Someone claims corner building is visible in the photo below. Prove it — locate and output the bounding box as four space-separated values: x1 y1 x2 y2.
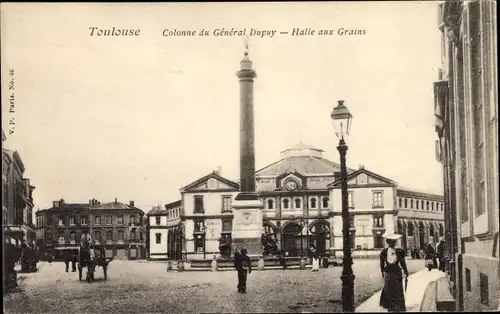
35 198 147 260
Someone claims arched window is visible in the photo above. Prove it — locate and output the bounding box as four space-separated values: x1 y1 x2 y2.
322 197 329 208
441 203 444 211
426 201 430 210
294 198 302 209
283 199 290 209
310 197 317 209
410 199 414 209
404 198 408 208
398 198 402 208
431 202 435 211
416 200 420 209
267 199 274 209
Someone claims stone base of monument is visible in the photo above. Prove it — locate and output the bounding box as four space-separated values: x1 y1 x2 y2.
180 256 318 271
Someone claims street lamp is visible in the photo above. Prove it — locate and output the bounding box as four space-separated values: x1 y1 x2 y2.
331 100 355 312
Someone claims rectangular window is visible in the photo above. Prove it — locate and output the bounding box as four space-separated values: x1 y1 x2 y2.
221 196 232 212
95 216 101 225
130 216 137 224
80 216 88 225
465 268 471 291
469 1 486 218
374 234 384 249
194 234 204 252
69 217 75 225
118 230 124 241
348 192 354 208
105 215 112 225
194 220 204 233
373 215 384 227
194 196 204 213
155 233 161 244
70 232 76 242
155 216 161 225
222 219 232 232
106 231 113 242
130 231 136 241
58 217 64 226
94 231 101 242
479 273 489 305
372 191 384 208
117 215 124 225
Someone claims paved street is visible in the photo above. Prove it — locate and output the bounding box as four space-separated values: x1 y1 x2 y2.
4 259 425 313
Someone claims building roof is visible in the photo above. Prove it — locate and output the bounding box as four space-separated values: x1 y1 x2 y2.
38 200 144 214
327 167 397 187
280 142 324 153
396 187 444 200
256 155 342 177
180 171 240 191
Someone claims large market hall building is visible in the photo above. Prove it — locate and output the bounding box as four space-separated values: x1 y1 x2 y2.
148 143 445 260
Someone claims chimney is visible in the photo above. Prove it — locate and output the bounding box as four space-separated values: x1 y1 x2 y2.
115 198 118 204
129 201 135 207
53 201 60 208
89 199 92 205
359 164 365 169
215 166 222 175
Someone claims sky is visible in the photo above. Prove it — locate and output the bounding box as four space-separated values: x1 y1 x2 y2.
1 2 444 214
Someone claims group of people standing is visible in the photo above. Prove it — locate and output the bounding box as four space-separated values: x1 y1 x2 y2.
379 234 447 312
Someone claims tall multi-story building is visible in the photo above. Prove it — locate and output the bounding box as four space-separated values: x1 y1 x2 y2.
149 144 445 261
434 0 498 311
35 198 147 260
2 139 36 246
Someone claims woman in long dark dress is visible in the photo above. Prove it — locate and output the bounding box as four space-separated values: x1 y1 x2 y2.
379 234 409 312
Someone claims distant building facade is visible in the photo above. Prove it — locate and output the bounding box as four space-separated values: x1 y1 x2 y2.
153 143 444 260
147 201 182 260
2 139 36 247
35 198 146 260
434 0 498 311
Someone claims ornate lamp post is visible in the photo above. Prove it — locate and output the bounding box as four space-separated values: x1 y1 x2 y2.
331 100 355 312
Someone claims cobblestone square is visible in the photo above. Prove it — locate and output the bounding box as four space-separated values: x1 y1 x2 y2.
4 259 425 313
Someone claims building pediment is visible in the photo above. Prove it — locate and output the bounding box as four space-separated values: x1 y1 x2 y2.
275 171 306 191
327 168 396 189
181 171 240 193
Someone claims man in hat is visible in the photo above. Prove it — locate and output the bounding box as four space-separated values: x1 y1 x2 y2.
234 247 252 293
379 234 409 312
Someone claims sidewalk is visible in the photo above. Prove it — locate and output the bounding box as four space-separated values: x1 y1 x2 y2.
355 268 446 312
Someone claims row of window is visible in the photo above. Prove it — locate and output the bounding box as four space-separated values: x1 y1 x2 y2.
265 196 329 210
37 214 141 228
398 197 444 212
154 208 181 225
193 196 233 214
48 230 142 242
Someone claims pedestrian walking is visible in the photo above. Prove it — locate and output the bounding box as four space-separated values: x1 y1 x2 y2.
379 234 409 312
47 252 53 266
234 248 252 293
424 241 437 270
64 249 72 272
437 238 446 271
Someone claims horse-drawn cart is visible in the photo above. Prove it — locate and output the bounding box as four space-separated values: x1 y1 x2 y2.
77 245 113 283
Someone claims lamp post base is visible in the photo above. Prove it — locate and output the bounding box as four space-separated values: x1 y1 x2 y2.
341 273 356 312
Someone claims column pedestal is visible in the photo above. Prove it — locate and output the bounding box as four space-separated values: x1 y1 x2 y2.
231 193 264 257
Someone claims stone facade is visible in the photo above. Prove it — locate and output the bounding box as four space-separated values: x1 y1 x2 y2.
434 0 499 311
35 198 147 260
